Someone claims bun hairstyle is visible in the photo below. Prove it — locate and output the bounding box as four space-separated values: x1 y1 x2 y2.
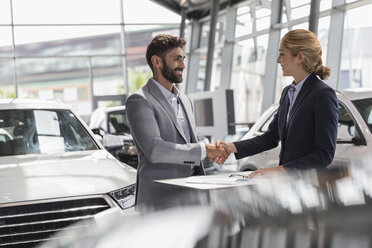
281 29 331 80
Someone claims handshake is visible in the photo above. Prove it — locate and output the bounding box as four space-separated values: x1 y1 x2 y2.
205 141 237 165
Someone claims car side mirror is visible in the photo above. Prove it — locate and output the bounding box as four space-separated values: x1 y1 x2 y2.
92 128 104 136
351 136 365 146
103 134 124 148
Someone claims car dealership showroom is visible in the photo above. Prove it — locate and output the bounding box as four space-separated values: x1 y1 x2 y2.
1 0 372 247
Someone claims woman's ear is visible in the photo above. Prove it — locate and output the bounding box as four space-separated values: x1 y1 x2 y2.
297 51 304 64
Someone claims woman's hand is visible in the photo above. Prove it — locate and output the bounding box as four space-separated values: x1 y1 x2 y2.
247 165 284 178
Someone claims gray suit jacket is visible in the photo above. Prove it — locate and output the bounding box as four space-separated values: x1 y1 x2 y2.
126 79 205 210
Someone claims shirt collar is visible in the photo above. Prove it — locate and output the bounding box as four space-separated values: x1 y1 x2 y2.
291 73 311 92
151 78 180 103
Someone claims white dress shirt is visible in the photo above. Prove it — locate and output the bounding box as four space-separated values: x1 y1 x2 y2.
152 78 206 159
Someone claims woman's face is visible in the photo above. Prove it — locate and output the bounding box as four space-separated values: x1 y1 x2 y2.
276 42 297 77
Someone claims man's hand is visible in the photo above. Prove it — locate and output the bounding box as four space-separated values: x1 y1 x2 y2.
206 141 230 165
211 141 237 164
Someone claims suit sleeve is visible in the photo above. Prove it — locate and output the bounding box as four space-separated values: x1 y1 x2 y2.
283 87 338 169
126 94 202 166
233 111 280 159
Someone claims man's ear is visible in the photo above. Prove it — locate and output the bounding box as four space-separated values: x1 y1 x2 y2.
151 55 162 69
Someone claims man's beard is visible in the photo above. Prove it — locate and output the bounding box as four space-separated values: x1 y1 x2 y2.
161 59 183 83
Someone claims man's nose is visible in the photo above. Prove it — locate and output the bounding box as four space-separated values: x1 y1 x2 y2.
180 60 186 69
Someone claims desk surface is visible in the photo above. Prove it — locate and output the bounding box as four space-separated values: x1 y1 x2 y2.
156 171 260 190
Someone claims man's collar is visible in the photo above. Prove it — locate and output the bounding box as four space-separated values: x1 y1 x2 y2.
151 78 179 102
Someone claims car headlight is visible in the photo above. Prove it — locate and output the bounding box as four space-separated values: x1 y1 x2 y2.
122 140 137 155
109 184 136 209
122 145 137 156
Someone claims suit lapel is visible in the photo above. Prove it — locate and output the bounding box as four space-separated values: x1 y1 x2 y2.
146 80 188 143
179 94 198 143
280 91 290 138
286 73 314 128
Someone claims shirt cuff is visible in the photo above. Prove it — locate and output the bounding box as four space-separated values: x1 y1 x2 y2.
200 143 206 160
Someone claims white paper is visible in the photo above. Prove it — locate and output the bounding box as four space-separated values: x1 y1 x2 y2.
185 175 250 185
34 110 61 136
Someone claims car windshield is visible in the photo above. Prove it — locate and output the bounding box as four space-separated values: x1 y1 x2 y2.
0 109 98 156
108 111 130 135
352 98 372 133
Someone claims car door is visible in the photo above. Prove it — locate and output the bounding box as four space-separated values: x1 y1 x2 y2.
330 100 368 168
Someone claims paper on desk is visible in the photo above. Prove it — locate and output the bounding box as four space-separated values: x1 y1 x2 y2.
185 175 250 185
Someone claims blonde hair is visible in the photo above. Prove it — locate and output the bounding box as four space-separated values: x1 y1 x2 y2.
282 29 330 80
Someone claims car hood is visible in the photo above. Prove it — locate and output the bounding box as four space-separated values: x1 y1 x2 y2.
0 150 137 205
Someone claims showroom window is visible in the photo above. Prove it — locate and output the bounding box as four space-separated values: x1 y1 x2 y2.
231 35 268 123
196 18 226 92
235 5 253 38
255 6 271 31
0 0 183 120
340 4 372 89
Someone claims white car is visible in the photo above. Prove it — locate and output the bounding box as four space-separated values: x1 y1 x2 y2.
237 88 372 171
0 99 136 247
88 106 138 168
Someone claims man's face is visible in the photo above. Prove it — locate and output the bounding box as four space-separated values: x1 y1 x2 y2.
160 47 186 83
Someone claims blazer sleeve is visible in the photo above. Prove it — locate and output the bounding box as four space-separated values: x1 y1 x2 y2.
283 87 338 169
233 87 290 160
126 93 202 166
233 111 280 159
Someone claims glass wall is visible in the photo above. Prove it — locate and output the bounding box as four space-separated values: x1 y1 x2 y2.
0 0 182 120
235 6 252 38
2 0 372 124
340 4 372 89
231 3 271 123
231 35 268 123
0 59 14 98
0 1 11 24
196 17 226 92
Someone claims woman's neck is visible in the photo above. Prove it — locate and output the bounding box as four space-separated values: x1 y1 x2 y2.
293 71 310 85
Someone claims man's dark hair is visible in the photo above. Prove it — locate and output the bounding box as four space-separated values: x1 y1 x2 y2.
146 34 186 73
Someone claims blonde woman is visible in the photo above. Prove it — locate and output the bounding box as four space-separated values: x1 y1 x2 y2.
223 29 338 177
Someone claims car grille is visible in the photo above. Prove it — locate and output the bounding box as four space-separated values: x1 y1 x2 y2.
0 196 112 248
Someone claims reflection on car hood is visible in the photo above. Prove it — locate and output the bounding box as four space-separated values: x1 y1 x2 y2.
0 150 136 204
39 165 372 248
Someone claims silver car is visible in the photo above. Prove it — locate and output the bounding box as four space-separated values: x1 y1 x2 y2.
0 99 136 247
237 88 372 171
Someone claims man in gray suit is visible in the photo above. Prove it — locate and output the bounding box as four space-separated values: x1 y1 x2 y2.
126 34 229 211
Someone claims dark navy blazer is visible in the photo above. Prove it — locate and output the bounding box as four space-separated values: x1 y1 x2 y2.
234 73 338 169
